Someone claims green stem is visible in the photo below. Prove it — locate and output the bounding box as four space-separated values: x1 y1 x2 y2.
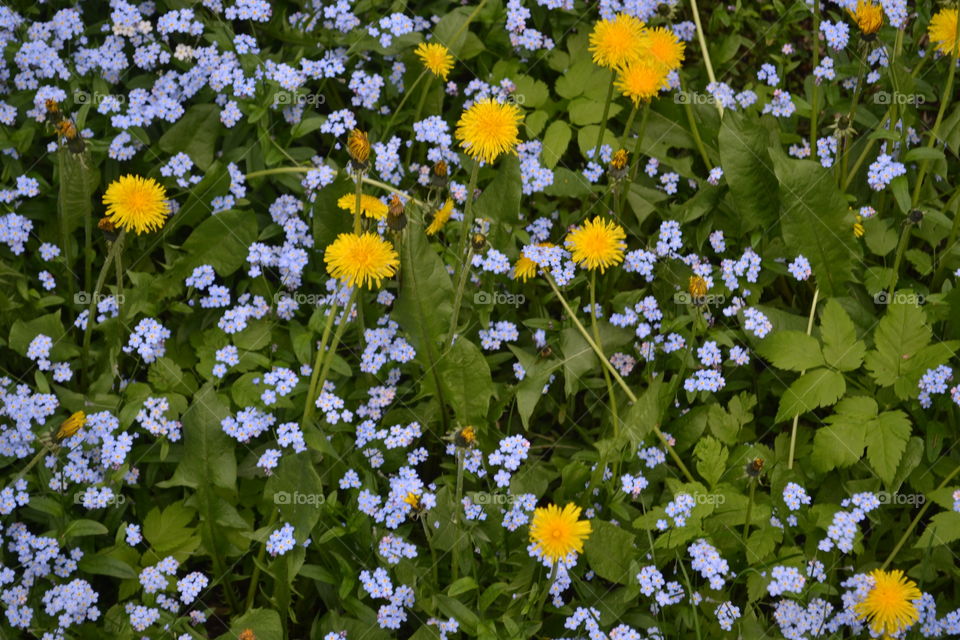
910 47 959 207
627 103 651 184
244 168 426 207
618 102 638 150
246 509 280 610
352 171 363 234
682 84 711 169
840 44 870 187
810 0 821 158
420 516 439 584
882 463 960 570
313 288 359 402
405 75 434 168
887 222 913 298
451 448 465 582
787 286 819 470
383 69 429 139
589 272 619 443
301 296 341 430
446 162 481 345
689 0 721 116
593 69 617 159
931 189 960 290
742 478 756 545
545 274 695 483
81 230 126 384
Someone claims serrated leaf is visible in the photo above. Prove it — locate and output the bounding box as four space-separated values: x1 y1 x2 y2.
820 299 865 371
694 436 728 488
775 368 846 422
864 299 931 388
865 410 911 485
914 512 960 549
757 331 824 371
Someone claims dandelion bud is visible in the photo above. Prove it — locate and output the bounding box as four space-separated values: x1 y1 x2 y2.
347 129 370 168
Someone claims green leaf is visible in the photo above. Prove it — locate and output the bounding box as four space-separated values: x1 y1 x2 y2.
142 502 200 557
541 121 571 169
447 576 479 596
161 384 236 491
474 154 521 222
820 299 865 371
774 155 858 297
437 337 492 426
436 595 480 634
865 410 911 485
864 298 931 387
78 553 138 580
694 436 728 488
63 519 109 538
914 512 960 549
623 378 667 449
221 608 283 640
266 451 325 536
757 331 824 371
568 97 621 126
583 520 634 584
718 111 780 230
57 148 96 235
775 368 846 422
811 397 876 473
158 104 220 170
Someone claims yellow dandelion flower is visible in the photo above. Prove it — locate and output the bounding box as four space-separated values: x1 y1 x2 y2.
529 503 592 562
615 61 670 104
854 215 865 238
426 199 455 235
855 569 922 638
640 27 685 72
337 193 389 220
689 275 708 298
324 232 399 289
403 492 422 510
929 8 960 58
850 0 883 35
610 149 629 170
565 217 627 272
347 129 370 165
415 42 454 80
57 411 86 440
455 98 523 165
102 175 170 235
589 14 647 70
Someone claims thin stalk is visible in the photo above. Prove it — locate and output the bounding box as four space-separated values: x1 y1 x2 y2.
593 70 617 159
627 103 651 184
451 448 465 582
446 162 481 345
530 560 559 621
244 167 426 207
405 75 434 168
545 274 695 483
81 230 126 384
911 48 959 207
742 478 757 545
383 69 429 138
931 189 960 289
301 296 342 429
420 516 439 584
683 88 712 168
787 287 820 469
589 271 619 442
882 463 960 570
886 222 913 298
810 0 822 158
839 43 869 187
313 288 359 401
618 102 638 150
245 509 280 610
352 171 363 234
690 0 721 115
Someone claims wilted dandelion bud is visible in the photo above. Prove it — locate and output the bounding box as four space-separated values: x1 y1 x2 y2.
387 194 407 232
745 457 764 477
471 232 487 252
909 208 924 223
431 160 449 188
610 148 629 179
689 275 708 300
455 425 477 448
347 128 370 169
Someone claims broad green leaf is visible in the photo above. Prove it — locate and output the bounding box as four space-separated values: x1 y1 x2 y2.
718 111 779 230
865 410 911 485
914 512 960 549
820 299 865 371
57 148 96 235
78 553 138 580
158 104 219 170
694 436 728 488
474 154 521 222
437 337 492 427
161 384 236 491
265 451 324 537
568 97 622 126
142 502 200 557
757 331 824 371
623 378 666 449
541 120 571 169
775 368 846 422
508 345 560 429
221 608 283 640
811 397 876 472
583 520 634 583
864 298 931 388
63 519 109 538
774 155 858 297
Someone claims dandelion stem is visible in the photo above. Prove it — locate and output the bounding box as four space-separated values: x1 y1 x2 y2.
593 69 617 159
910 39 959 207
451 447 465 582
312 288 359 411
690 0 721 116
742 478 756 545
787 286 820 470
302 296 342 430
446 162 481 345
383 69 429 139
352 171 363 234
81 230 126 386
545 274 695 483
589 271 620 444
810 0 822 158
886 221 914 298
931 189 960 289
627 103 651 184
882 463 960 570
